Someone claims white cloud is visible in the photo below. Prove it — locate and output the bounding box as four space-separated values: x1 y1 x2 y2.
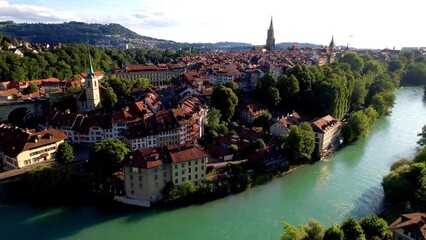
0 0 81 22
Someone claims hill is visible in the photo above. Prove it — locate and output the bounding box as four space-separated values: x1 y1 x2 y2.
0 21 180 49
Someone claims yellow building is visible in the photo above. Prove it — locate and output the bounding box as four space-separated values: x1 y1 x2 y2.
311 115 342 154
112 63 185 89
0 124 67 170
121 144 208 207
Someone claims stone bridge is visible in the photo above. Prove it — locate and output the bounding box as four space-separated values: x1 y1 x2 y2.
0 98 50 125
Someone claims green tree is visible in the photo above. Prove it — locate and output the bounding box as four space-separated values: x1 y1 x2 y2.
284 123 315 164
23 82 39 95
339 53 364 73
23 166 61 203
277 74 300 108
133 78 152 88
359 216 389 240
417 125 426 146
302 220 325 240
102 86 118 112
56 142 74 164
363 60 384 75
253 111 272 130
224 81 239 92
371 91 395 116
340 217 366 240
342 111 371 143
205 108 221 131
280 222 306 240
265 86 281 108
323 225 344 240
211 85 238 122
390 158 412 171
228 144 239 154
254 139 266 149
388 60 404 72
89 139 129 179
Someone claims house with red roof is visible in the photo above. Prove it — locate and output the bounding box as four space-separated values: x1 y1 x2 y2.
0 124 67 169
389 213 426 240
119 143 209 207
311 115 343 154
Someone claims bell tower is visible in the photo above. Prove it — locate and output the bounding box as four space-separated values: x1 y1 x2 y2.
84 54 101 111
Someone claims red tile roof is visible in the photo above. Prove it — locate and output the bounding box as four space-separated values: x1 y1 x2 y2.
389 213 426 239
123 148 165 169
311 115 341 133
167 144 209 164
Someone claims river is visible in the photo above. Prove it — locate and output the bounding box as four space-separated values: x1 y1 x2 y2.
0 87 425 240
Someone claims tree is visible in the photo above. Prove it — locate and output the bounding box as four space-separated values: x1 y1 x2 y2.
23 166 62 203
339 53 364 73
363 60 384 75
265 86 281 108
371 91 395 116
23 82 39 95
253 111 272 130
254 139 266 149
211 85 238 122
277 74 300 108
89 139 129 179
359 216 389 240
323 225 344 240
228 144 239 154
205 108 221 131
133 78 152 88
280 222 306 240
56 142 74 164
340 217 366 240
302 220 325 240
224 81 239 92
102 86 118 112
388 60 404 72
417 125 426 146
342 111 371 143
284 123 315 164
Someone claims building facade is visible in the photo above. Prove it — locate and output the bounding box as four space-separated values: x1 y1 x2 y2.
311 115 343 154
0 124 67 169
112 63 186 89
121 144 208 206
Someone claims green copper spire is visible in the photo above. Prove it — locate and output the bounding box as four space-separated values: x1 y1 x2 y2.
88 54 95 75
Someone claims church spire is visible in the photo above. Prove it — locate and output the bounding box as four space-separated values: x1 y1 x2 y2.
329 36 336 49
88 54 95 76
266 16 275 51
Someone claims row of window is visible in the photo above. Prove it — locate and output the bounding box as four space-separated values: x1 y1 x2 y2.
29 145 56 156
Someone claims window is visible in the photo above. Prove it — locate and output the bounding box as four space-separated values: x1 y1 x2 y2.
175 171 178 176
175 179 178 184
154 174 158 180
195 167 198 171
139 183 142 189
129 175 133 181
188 168 191 173
188 161 191 166
181 170 185 175
201 159 205 163
163 172 167 177
188 175 191 180
201 166 204 170
132 167 139 173
195 174 198 179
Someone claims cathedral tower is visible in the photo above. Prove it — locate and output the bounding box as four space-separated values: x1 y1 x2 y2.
265 17 275 51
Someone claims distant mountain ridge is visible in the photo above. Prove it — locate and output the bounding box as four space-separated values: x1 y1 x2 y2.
0 21 323 50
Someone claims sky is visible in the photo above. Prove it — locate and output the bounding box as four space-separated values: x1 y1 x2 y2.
0 0 425 49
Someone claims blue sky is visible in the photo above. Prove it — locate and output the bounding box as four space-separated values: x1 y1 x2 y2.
1 0 425 49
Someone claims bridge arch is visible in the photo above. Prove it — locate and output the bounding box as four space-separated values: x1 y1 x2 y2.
8 107 36 128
